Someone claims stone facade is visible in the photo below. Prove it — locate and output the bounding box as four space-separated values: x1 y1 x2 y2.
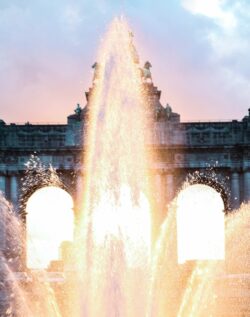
0 82 250 316
0 83 250 216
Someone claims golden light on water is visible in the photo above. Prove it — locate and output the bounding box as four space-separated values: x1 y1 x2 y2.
2 16 250 317
177 184 225 264
81 17 152 262
24 18 229 317
26 186 74 269
91 185 151 267
77 17 152 316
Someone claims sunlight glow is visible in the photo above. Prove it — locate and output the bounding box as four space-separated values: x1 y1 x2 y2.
91 185 151 267
77 18 152 316
81 18 152 270
26 186 74 269
177 184 225 264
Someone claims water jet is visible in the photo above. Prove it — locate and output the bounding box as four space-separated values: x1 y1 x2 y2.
0 17 249 317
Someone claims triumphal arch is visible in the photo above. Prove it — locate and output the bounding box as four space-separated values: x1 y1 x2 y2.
0 74 250 220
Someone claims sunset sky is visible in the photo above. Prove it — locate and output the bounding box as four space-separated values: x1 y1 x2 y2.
0 0 250 123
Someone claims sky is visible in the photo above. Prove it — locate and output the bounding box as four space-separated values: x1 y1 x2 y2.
0 0 250 123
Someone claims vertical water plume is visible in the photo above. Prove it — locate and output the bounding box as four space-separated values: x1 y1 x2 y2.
0 192 62 317
77 17 152 317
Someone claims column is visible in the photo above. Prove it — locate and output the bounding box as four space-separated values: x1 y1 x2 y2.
153 172 164 232
231 172 240 210
166 173 174 204
0 208 6 250
75 173 84 212
10 175 23 270
243 171 250 202
10 175 19 209
0 175 6 196
155 173 162 205
0 176 6 250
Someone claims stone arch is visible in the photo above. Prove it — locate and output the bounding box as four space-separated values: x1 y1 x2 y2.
176 183 225 263
26 186 74 269
19 171 75 221
18 168 76 269
186 173 230 212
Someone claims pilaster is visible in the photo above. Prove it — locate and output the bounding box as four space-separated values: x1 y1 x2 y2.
10 175 19 210
0 175 6 197
243 170 250 202
230 172 240 210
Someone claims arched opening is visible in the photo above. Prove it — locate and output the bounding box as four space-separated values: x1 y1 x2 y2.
26 186 74 269
188 174 229 211
177 184 225 264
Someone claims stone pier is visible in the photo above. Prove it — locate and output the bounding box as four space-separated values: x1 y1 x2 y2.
231 172 240 209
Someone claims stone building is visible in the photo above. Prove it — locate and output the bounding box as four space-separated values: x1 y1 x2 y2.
0 81 249 216
0 76 250 316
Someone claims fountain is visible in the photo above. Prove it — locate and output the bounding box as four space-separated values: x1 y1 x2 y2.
0 16 249 317
75 17 154 317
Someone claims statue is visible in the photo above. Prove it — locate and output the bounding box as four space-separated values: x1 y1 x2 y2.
74 103 82 116
140 61 152 83
129 31 140 64
92 62 101 84
166 104 172 118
